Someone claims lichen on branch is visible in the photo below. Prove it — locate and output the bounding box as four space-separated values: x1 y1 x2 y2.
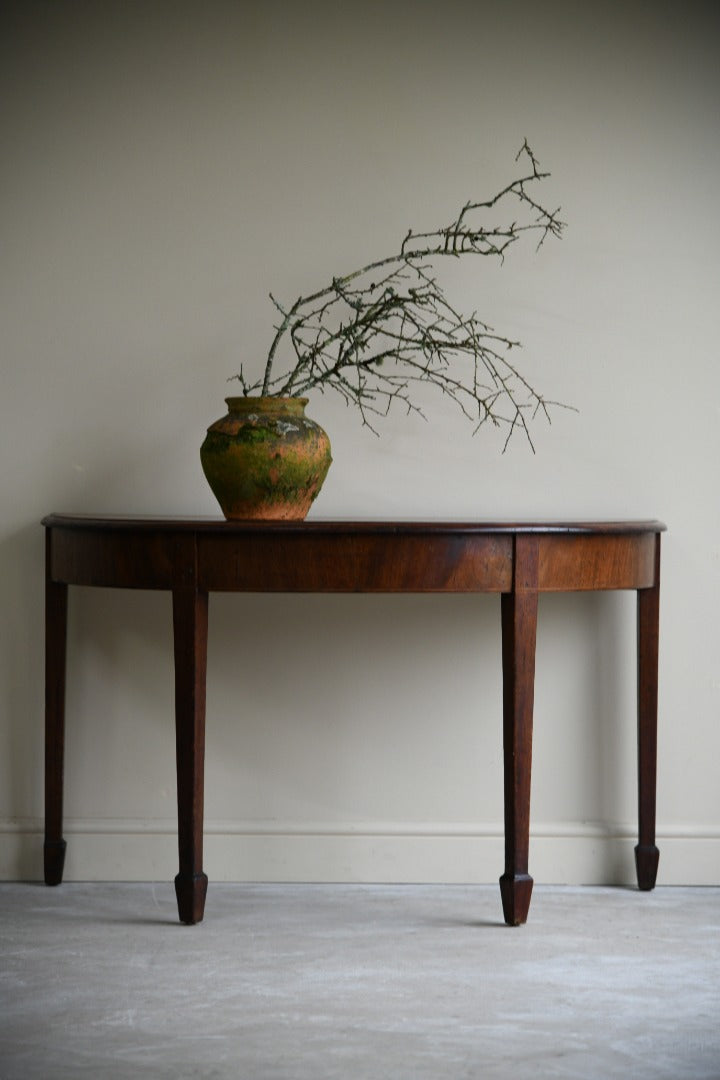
232 141 570 451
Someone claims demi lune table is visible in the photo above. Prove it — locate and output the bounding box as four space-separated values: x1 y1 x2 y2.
42 515 665 926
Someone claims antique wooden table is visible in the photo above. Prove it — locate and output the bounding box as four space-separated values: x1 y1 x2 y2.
42 516 665 926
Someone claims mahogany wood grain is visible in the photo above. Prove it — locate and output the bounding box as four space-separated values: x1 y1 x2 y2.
636 533 661 889
499 535 539 926
196 532 514 592
536 533 657 591
172 537 209 925
44 530 68 886
49 526 176 590
42 515 665 926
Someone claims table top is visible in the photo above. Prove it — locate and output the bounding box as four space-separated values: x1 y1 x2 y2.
43 514 667 535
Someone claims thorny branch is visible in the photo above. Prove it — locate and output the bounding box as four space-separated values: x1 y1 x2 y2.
232 141 571 451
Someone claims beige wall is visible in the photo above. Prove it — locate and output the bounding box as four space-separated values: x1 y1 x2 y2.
2 0 719 885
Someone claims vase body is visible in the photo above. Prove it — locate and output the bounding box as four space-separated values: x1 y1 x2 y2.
200 396 332 520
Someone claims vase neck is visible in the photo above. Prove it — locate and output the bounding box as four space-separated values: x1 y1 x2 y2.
225 396 308 417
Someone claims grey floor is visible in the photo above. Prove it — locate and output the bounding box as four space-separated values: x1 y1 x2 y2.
1 883 718 1080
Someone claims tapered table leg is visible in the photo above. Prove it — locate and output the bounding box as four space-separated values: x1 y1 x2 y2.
499 536 539 926
44 532 68 886
635 535 661 889
172 585 209 924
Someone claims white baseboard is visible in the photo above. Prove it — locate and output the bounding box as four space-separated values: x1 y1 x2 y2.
2 818 719 885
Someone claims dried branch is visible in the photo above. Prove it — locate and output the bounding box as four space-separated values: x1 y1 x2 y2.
232 142 571 450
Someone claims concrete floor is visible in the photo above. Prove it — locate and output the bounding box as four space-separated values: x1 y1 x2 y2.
1 884 718 1080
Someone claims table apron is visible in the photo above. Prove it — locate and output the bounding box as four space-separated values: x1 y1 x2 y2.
49 528 176 590
197 532 515 592
536 533 658 591
48 528 659 593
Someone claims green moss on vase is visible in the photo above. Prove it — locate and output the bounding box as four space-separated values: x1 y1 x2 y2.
200 397 332 520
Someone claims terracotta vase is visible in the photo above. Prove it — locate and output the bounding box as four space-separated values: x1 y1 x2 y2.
200 396 332 520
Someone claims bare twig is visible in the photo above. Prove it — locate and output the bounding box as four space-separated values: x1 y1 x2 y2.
232 142 571 450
